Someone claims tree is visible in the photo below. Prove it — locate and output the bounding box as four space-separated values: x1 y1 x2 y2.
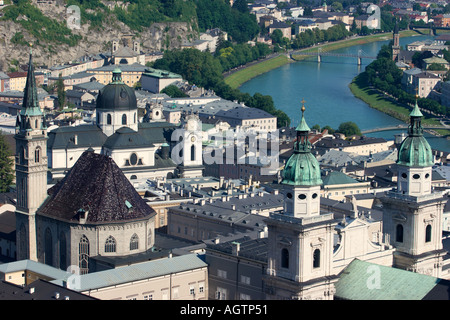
161 84 188 98
337 121 361 137
56 74 66 110
0 132 14 193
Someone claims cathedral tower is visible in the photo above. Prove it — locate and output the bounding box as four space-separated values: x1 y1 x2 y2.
381 97 446 277
14 46 48 261
264 102 337 300
392 19 400 61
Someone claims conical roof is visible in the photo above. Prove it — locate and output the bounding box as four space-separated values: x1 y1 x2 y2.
38 151 156 223
21 44 42 117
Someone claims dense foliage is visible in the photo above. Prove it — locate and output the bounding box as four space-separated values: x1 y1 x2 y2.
364 44 448 117
1 0 82 47
153 46 291 128
194 0 259 43
0 132 14 193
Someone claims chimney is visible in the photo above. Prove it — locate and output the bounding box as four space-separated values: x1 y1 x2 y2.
231 242 240 256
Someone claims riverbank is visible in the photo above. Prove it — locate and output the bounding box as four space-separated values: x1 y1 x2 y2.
349 72 450 137
224 30 420 89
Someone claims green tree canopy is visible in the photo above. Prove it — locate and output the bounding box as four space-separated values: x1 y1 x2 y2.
0 132 14 193
337 121 361 137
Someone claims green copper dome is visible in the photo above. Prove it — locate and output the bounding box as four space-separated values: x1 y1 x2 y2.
397 99 433 167
282 102 323 186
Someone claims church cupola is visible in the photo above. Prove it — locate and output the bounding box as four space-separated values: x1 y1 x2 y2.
281 101 322 217
396 95 433 196
95 67 138 136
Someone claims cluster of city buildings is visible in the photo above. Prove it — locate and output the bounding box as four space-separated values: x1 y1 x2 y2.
0 37 448 300
0 0 449 301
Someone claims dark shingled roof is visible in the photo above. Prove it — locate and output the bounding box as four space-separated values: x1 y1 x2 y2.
38 151 156 223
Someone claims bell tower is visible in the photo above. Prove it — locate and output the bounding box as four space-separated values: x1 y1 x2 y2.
14 45 48 261
392 19 400 61
264 101 337 300
177 113 203 178
381 96 446 277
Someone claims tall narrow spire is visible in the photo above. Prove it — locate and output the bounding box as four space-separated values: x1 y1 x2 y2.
21 43 42 117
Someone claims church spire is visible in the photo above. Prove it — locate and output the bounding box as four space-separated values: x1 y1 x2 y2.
408 93 424 137
21 43 42 117
294 99 312 153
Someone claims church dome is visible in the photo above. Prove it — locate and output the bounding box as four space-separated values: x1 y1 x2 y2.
397 135 433 167
282 103 323 186
96 68 137 111
282 152 323 186
397 100 433 167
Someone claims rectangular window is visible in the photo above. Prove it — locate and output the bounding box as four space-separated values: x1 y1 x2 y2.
217 269 227 279
241 275 251 285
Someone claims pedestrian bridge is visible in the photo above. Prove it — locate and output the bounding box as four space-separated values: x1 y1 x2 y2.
290 48 377 65
361 125 446 134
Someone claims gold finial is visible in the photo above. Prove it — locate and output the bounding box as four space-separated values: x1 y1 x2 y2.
301 99 306 113
414 87 419 99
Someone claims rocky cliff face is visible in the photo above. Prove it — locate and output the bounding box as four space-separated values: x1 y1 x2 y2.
0 1 197 70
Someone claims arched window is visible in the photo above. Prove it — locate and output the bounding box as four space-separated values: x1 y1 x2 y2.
425 225 432 243
281 248 289 269
134 112 136 123
105 236 116 253
191 145 196 161
79 235 90 275
122 114 127 125
44 228 53 266
59 232 67 271
130 234 139 251
35 147 40 163
313 249 321 268
396 224 404 243
107 114 112 125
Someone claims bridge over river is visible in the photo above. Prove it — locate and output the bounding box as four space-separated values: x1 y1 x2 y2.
290 48 377 65
361 125 447 134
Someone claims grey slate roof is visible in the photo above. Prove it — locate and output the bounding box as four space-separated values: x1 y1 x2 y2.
47 124 107 150
38 151 156 223
103 127 154 150
0 279 96 300
214 106 274 120
51 253 207 292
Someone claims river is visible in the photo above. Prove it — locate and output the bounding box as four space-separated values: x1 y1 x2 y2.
239 34 450 153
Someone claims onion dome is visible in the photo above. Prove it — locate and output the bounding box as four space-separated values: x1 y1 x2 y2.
282 101 323 186
96 67 137 111
397 97 433 167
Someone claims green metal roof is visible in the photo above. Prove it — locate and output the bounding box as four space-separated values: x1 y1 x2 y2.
397 100 433 168
282 104 321 186
295 113 310 132
335 259 440 300
322 171 359 186
410 100 423 117
282 150 323 186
